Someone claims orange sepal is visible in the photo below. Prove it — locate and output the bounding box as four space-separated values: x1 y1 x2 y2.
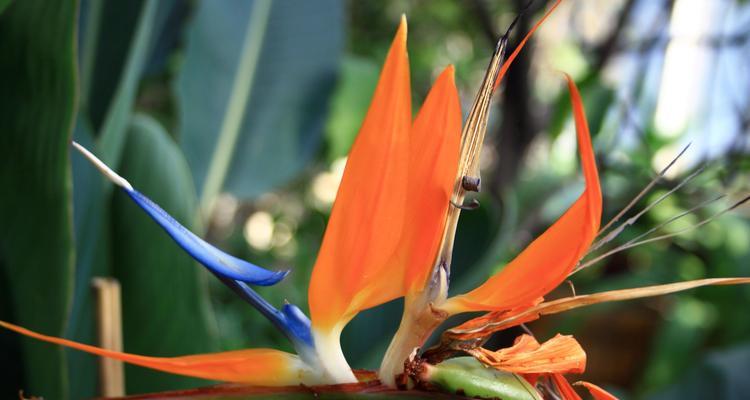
552 374 583 400
308 16 412 329
493 0 562 90
401 65 462 293
0 320 306 385
445 74 601 313
575 381 619 400
468 334 586 375
446 298 542 340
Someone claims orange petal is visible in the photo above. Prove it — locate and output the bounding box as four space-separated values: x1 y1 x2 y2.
445 74 601 313
446 298 543 340
0 320 308 385
493 0 562 90
553 374 583 400
308 17 412 330
468 334 586 375
575 381 619 400
401 65 462 293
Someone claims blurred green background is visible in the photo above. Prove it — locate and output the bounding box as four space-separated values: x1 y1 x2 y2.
1 0 749 398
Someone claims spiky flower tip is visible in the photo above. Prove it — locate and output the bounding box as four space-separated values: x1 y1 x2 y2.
3 2 750 399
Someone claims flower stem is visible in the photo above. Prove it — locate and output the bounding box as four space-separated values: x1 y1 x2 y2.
379 271 448 386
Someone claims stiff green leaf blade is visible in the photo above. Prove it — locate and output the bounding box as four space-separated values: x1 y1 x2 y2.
176 0 343 210
78 0 143 123
0 0 78 398
78 0 183 121
66 117 111 399
97 0 159 168
110 114 219 393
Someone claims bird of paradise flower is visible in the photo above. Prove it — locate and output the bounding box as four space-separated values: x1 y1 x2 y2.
3 2 749 399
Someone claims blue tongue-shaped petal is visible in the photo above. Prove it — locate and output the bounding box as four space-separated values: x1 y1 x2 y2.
125 189 288 285
72 141 287 285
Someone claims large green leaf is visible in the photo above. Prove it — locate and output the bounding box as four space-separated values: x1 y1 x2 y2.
70 2 182 395
110 114 219 394
175 0 343 212
96 0 159 167
66 117 111 399
79 0 183 121
0 0 78 398
78 0 145 126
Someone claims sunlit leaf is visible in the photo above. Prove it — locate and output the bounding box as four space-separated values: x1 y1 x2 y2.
176 0 343 209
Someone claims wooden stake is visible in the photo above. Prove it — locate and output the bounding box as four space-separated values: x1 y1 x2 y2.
92 277 125 397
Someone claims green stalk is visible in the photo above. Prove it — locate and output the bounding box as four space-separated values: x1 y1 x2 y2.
198 0 272 220
378 31 508 388
98 0 158 168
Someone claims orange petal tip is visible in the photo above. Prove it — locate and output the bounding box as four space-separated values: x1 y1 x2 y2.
0 320 310 385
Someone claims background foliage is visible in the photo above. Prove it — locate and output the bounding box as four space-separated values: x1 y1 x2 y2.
0 0 748 399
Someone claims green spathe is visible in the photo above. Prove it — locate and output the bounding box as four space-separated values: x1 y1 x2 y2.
422 357 542 400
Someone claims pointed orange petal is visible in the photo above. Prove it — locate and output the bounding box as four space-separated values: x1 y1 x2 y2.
0 320 307 385
445 74 601 313
309 17 412 330
402 65 462 293
553 374 583 400
468 334 586 375
493 0 562 90
575 381 619 400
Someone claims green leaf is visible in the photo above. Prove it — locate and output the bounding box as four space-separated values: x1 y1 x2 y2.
78 0 144 123
97 0 159 168
79 0 183 120
175 0 343 214
0 0 78 398
548 73 615 141
639 296 714 392
648 343 750 400
110 114 219 393
0 0 12 14
423 357 542 400
324 56 380 161
66 117 111 399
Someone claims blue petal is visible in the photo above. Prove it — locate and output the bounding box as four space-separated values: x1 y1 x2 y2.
219 276 313 348
125 188 288 285
281 303 313 346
